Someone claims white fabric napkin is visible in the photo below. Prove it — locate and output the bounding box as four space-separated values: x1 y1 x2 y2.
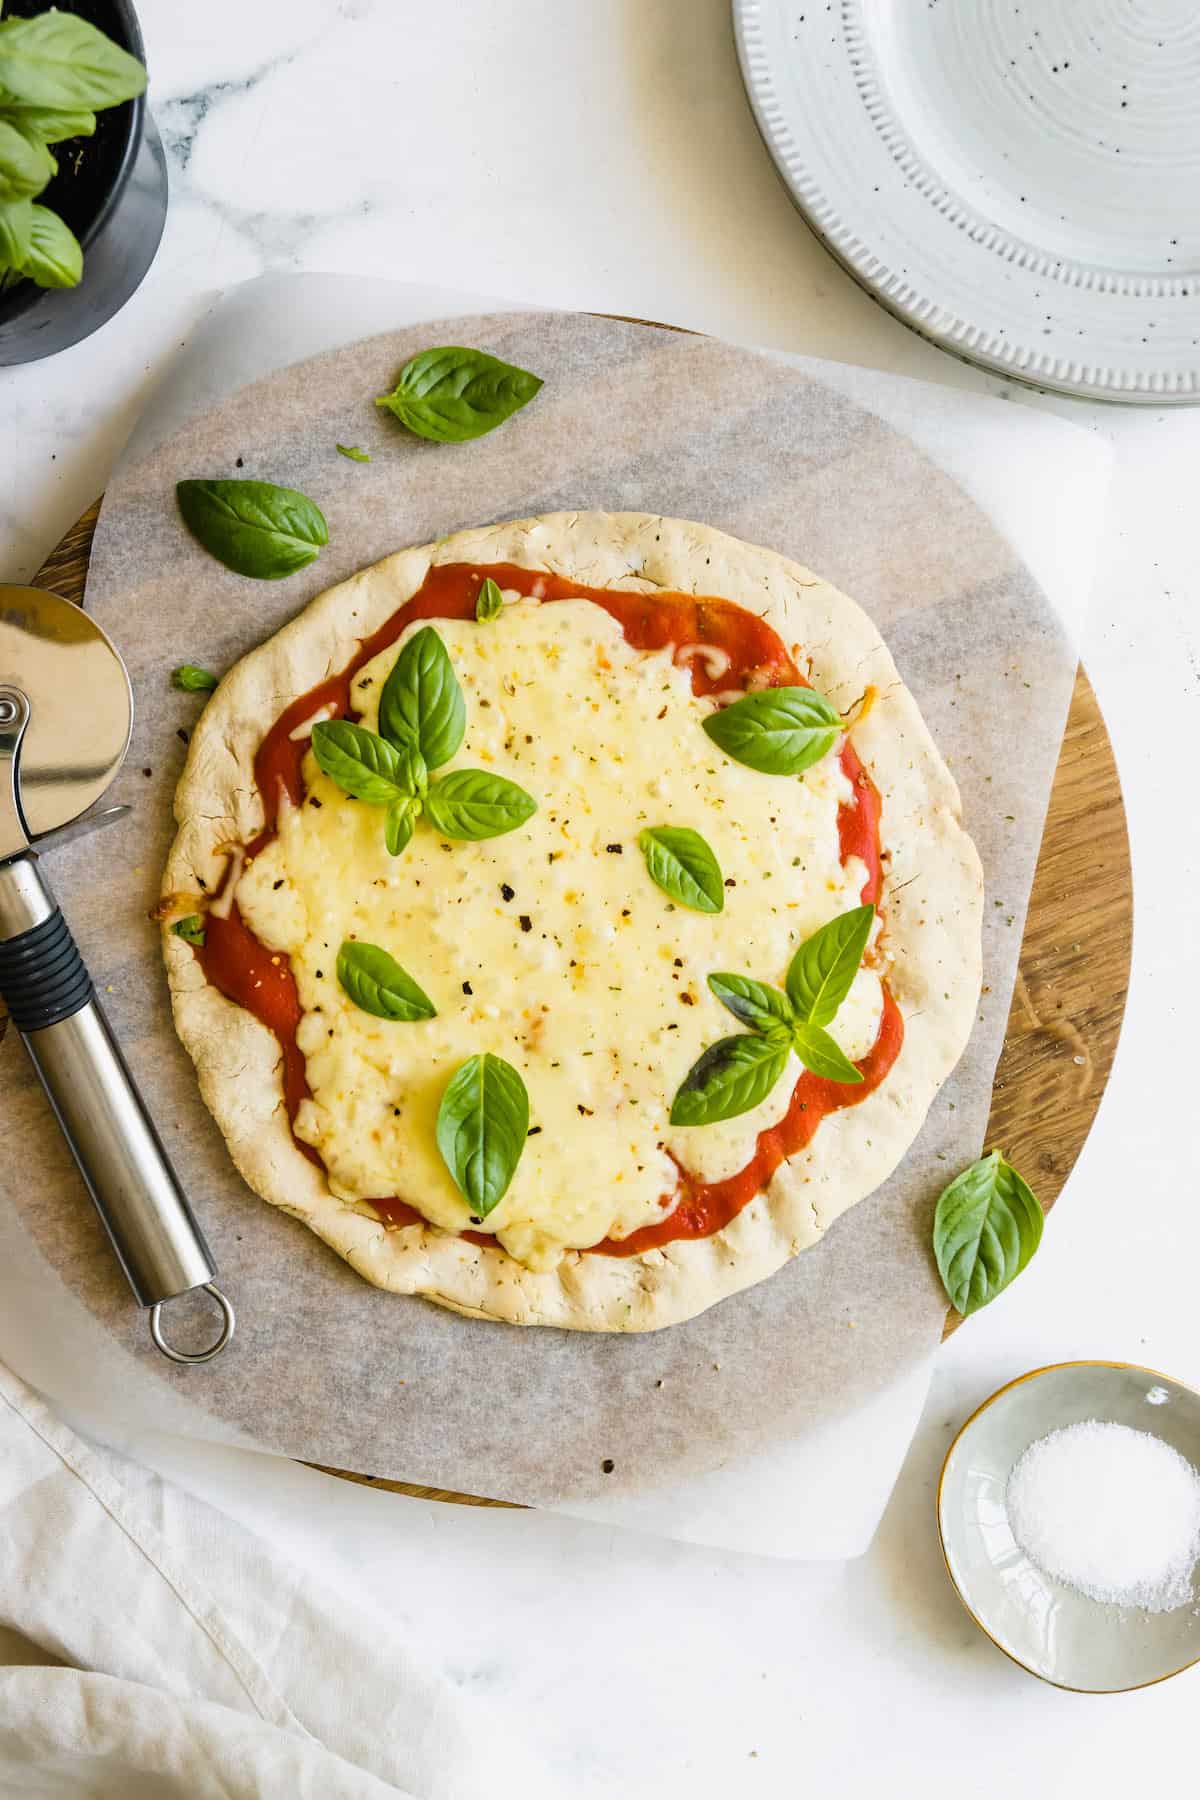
0 1360 549 1798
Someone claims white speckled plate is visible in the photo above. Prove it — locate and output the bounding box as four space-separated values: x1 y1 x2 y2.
734 0 1200 403
939 1363 1200 1692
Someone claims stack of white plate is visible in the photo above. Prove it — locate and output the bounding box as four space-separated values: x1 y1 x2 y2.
734 0 1200 403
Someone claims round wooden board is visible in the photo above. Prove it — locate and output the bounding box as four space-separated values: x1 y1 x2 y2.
30 499 1132 1508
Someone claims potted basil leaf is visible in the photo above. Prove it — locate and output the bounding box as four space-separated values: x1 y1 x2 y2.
0 0 167 365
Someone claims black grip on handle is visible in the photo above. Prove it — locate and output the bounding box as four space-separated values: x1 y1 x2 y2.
0 908 93 1032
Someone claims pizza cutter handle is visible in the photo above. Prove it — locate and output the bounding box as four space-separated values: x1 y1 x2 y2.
0 853 235 1364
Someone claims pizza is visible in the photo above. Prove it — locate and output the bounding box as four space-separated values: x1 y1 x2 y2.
161 513 982 1331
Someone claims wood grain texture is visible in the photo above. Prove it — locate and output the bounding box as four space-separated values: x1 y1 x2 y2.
31 502 1131 1501
305 1464 518 1507
33 498 99 603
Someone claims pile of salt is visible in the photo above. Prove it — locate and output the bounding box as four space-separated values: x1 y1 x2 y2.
1006 1420 1200 1613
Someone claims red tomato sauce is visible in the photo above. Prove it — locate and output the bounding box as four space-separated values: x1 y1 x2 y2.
198 562 899 1253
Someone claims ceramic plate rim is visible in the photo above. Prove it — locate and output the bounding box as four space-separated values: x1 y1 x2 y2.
733 0 1200 405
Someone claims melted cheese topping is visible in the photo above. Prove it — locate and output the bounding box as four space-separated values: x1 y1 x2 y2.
236 597 883 1269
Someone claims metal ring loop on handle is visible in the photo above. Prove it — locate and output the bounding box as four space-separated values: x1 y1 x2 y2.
149 1282 236 1364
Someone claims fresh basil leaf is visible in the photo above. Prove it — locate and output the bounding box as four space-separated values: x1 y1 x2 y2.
378 626 465 769
171 915 205 947
375 346 543 444
171 664 218 693
707 973 793 1033
702 686 842 777
336 443 370 462
393 738 428 797
0 118 54 202
669 1032 790 1127
424 769 537 841
176 479 328 580
0 95 96 142
20 202 79 286
475 576 504 622
638 826 725 914
436 1051 529 1219
791 1022 863 1084
336 941 436 1021
786 904 875 1025
0 12 147 109
0 196 31 268
310 720 423 806
933 1151 1044 1318
385 796 418 856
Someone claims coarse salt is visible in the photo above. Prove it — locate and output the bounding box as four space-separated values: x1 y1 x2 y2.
1005 1420 1200 1613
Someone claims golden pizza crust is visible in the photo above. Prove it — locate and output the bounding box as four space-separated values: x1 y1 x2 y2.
162 513 983 1331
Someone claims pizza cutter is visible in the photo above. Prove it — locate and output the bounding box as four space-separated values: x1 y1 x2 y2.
0 584 234 1363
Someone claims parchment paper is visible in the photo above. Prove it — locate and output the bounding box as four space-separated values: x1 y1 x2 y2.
0 307 1083 1511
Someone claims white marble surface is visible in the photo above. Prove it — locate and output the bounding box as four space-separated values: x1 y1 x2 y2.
2 1 1198 1792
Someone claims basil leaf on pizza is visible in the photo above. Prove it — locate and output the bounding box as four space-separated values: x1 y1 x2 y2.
638 826 724 914
337 941 436 1021
378 626 466 769
313 646 534 854
375 346 543 444
703 686 842 776
385 796 419 857
707 973 793 1033
786 904 875 1025
310 720 424 805
171 914 205 947
933 1151 1044 1317
680 905 872 1123
476 577 504 622
424 769 537 841
670 1032 790 1127
390 737 429 797
436 1052 530 1218
176 479 329 580
791 1023 863 1084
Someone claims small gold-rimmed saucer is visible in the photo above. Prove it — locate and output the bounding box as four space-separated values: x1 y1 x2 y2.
938 1361 1200 1693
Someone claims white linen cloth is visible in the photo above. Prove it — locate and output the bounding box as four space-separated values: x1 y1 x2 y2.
0 1360 548 1797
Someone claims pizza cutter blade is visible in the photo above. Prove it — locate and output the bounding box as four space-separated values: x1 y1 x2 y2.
0 585 234 1363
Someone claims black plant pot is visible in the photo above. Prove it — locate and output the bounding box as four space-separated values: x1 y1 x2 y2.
0 0 168 367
